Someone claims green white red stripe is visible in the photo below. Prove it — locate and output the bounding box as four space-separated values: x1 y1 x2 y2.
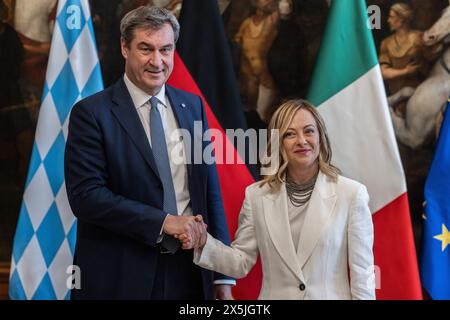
307 0 422 299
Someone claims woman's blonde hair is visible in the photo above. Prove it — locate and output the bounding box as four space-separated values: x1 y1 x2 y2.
391 3 414 25
261 99 340 189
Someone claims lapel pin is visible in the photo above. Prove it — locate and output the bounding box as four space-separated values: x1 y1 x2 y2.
180 103 186 108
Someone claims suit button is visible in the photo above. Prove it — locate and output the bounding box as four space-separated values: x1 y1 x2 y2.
299 283 306 291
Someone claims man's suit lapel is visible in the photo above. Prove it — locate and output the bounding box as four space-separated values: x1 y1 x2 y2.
297 172 337 269
110 78 160 178
165 85 192 131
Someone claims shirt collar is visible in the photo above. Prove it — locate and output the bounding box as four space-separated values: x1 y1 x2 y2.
123 73 167 109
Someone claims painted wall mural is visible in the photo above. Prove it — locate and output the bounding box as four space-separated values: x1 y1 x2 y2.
1 0 449 267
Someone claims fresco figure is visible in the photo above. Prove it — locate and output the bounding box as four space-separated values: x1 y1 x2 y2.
379 3 426 117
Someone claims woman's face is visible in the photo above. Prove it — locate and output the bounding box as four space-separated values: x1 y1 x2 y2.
282 109 320 174
387 10 404 32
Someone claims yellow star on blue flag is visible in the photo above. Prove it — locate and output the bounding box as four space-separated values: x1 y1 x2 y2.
420 98 450 300
434 224 450 252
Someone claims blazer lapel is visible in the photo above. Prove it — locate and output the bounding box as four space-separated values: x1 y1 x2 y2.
165 85 193 177
110 78 160 178
263 184 302 281
297 172 337 269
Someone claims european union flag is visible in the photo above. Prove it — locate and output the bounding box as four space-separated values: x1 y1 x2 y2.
420 98 450 300
9 0 103 299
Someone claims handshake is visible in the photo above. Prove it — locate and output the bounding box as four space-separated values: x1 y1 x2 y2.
163 215 208 250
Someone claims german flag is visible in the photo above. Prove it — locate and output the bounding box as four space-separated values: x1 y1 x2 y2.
167 0 260 299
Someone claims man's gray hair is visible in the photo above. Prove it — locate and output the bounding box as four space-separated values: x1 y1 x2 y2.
120 5 180 46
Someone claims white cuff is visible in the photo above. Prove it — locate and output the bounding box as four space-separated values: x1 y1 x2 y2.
213 280 236 286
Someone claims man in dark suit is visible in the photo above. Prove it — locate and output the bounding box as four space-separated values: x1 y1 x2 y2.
64 5 234 299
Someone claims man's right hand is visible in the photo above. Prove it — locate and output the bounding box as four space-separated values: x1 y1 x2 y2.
177 216 208 250
163 215 205 247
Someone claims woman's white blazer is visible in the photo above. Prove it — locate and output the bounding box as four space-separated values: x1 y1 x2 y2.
194 172 375 300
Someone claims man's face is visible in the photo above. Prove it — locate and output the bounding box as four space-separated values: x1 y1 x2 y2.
121 23 175 95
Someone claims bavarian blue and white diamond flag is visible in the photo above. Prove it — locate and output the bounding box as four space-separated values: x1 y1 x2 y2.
9 0 103 300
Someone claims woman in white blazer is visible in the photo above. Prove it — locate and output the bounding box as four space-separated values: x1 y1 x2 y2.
179 99 376 300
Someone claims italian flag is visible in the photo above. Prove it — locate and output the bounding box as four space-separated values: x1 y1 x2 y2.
307 0 422 299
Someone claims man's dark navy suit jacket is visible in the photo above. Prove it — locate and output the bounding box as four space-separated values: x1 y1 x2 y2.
64 78 232 299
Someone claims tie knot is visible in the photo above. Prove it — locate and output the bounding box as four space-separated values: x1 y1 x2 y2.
149 96 159 109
